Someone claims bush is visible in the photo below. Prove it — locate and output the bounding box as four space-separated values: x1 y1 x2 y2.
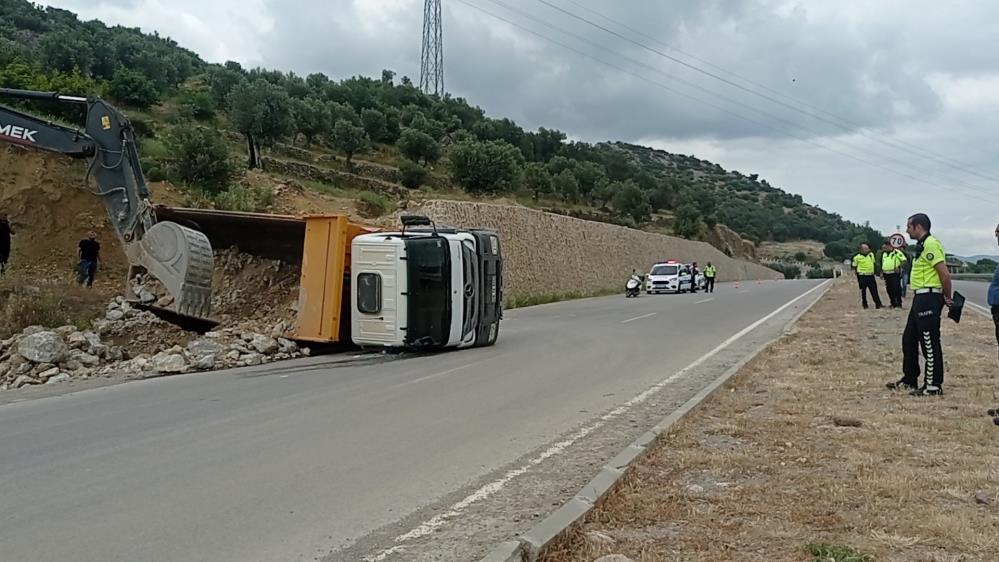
178 89 217 121
399 159 428 189
167 127 237 194
355 191 392 218
108 67 160 109
212 185 274 212
770 263 802 280
807 267 834 279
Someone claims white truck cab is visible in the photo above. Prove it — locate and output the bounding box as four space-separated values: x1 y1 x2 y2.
645 260 692 294
351 215 503 350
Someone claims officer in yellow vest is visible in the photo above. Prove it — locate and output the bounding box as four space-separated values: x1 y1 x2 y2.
886 213 952 396
851 244 883 309
704 262 717 293
880 241 908 308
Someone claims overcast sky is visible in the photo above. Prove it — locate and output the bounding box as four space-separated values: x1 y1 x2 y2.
39 0 999 256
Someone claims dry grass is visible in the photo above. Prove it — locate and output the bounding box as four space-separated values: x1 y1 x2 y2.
540 279 999 562
0 277 110 339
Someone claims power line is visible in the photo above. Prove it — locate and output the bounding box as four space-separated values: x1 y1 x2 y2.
534 0 999 187
452 0 999 204
464 0 999 204
556 0 999 185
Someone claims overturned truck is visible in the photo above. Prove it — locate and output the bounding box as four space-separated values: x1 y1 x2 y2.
0 87 503 351
157 209 504 350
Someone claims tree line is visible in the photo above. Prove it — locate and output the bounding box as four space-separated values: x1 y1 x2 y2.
0 0 882 246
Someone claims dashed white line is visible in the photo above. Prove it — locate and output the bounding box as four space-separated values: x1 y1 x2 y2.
621 312 657 324
695 298 714 304
361 280 831 562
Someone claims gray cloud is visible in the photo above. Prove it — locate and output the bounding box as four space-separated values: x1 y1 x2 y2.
37 0 999 255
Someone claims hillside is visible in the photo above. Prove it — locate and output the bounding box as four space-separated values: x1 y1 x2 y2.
0 0 883 258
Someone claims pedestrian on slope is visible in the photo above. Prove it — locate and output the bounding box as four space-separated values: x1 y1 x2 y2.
77 231 101 288
880 240 907 309
851 244 883 309
987 222 999 426
704 261 717 293
0 213 13 278
886 213 952 396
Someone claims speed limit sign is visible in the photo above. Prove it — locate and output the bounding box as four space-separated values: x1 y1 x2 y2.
889 233 906 249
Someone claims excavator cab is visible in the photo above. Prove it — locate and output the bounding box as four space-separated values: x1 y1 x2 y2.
0 88 216 330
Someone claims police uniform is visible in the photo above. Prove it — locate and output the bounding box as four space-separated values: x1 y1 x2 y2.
881 248 907 308
851 252 883 309
897 234 947 394
704 264 717 293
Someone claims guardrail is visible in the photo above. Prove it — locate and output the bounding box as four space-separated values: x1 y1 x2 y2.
952 273 992 281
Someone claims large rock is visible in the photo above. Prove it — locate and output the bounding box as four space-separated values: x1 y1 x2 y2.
152 353 188 373
67 331 89 350
18 332 69 364
193 355 216 370
241 353 264 366
277 338 298 353
38 367 61 381
188 338 226 358
70 350 102 367
12 375 41 388
106 310 125 322
251 335 279 355
46 373 72 385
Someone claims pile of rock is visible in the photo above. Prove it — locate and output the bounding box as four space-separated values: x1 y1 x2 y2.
0 298 312 393
0 326 128 390
147 329 310 375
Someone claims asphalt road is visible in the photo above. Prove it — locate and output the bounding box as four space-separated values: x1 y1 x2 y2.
954 279 990 313
0 279 824 562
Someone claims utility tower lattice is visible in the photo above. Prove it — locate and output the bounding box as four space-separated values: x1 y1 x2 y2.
420 0 443 96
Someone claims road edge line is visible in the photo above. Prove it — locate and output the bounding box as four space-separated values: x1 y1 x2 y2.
478 279 835 562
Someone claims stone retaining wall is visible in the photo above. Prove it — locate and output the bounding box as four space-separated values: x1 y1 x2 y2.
407 200 782 299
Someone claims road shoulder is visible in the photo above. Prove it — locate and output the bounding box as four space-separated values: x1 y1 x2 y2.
538 279 999 562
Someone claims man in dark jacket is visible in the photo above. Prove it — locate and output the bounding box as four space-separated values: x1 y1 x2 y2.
0 213 13 278
78 231 101 287
989 223 999 426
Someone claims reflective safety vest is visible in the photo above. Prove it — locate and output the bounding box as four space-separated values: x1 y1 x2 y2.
881 249 907 274
909 235 945 289
852 253 876 275
704 265 717 278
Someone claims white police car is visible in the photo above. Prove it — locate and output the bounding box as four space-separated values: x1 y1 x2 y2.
646 260 693 294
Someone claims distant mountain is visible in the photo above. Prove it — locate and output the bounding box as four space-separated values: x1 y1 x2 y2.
955 255 999 264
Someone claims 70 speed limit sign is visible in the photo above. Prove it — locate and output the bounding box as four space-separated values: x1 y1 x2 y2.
889 233 906 249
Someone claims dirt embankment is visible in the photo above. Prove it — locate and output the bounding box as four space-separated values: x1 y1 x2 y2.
540 279 999 562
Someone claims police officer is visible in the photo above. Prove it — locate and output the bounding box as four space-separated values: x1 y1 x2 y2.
851 244 883 309
704 262 717 293
880 241 907 308
886 213 952 396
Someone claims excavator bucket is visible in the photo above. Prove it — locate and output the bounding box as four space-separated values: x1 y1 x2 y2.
124 221 217 331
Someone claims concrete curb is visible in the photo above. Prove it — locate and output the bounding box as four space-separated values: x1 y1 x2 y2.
478 279 834 562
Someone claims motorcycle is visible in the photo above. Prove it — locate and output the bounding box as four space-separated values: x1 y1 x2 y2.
625 274 642 298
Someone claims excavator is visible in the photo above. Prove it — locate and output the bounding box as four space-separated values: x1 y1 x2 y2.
0 88 505 348
0 88 215 329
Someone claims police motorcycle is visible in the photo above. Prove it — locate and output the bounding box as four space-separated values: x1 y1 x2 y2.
625 271 643 298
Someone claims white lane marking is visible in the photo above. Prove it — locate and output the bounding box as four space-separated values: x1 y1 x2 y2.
966 300 991 317
621 312 657 324
401 363 477 386
362 280 831 562
695 298 714 304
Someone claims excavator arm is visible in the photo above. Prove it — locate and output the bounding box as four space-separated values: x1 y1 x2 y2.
0 88 215 328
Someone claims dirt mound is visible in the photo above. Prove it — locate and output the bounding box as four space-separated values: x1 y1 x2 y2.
703 224 757 261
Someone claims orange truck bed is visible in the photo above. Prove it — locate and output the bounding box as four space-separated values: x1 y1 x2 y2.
155 207 378 343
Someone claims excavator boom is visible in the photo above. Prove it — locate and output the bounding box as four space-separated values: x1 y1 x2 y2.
0 88 216 329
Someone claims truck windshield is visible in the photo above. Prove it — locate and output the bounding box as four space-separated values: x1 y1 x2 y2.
651 265 678 276
405 237 451 346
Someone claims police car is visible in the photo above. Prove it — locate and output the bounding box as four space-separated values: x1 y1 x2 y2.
645 260 693 294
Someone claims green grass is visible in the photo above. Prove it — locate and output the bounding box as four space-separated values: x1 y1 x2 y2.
806 543 874 562
503 288 618 309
